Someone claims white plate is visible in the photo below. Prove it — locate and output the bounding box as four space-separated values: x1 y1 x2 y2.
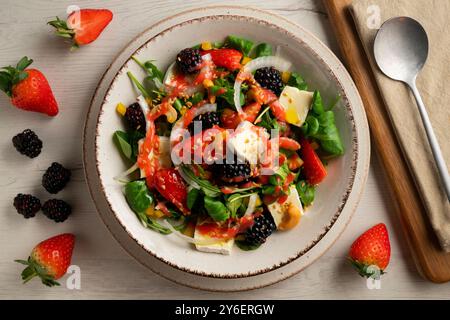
83 6 370 291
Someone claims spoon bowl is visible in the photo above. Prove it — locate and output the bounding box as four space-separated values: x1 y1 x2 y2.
374 16 450 201
374 17 428 83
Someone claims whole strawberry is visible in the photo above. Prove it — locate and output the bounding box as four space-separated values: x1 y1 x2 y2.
0 57 58 116
15 233 75 286
48 9 113 49
348 223 391 277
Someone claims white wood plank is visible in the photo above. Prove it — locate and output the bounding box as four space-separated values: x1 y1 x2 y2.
0 0 448 299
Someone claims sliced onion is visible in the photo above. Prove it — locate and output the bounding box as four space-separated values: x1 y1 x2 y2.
244 194 259 217
178 166 200 189
233 56 292 113
233 79 245 114
275 45 281 57
113 162 139 182
169 103 217 146
163 62 176 85
244 56 292 73
161 220 222 245
137 95 151 130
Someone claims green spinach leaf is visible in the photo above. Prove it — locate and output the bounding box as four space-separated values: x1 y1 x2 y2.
204 196 229 222
227 35 254 56
254 43 272 57
114 131 132 159
296 180 315 207
287 72 308 91
187 188 200 210
301 90 344 156
235 239 261 251
125 180 154 214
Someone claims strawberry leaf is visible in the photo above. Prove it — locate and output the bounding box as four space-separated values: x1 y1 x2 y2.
15 257 60 287
16 56 33 71
348 258 386 278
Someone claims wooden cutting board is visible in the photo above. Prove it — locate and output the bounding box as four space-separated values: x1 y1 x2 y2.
323 0 450 283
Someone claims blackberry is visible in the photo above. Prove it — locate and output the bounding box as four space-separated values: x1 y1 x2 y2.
42 162 71 194
125 102 146 133
13 194 41 218
189 112 220 132
254 67 283 95
12 129 42 158
222 162 251 179
245 211 276 245
176 48 202 74
42 199 71 222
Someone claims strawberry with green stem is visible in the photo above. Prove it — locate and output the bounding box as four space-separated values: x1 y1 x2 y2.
0 57 58 116
48 9 113 49
348 223 391 278
15 233 75 287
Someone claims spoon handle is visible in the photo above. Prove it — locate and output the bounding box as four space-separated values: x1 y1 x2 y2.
408 79 450 201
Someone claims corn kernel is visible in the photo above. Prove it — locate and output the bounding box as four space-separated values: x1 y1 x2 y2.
116 102 126 116
202 79 214 88
282 71 291 84
201 41 212 51
209 95 216 104
242 56 252 65
254 195 262 207
146 206 165 218
180 106 188 115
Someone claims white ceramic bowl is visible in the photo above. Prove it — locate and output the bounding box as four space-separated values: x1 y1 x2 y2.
84 6 370 290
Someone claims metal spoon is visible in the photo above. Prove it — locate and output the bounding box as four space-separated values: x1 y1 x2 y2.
374 16 450 201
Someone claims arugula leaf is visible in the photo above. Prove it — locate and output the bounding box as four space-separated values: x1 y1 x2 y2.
187 188 200 210
254 43 272 57
213 78 244 107
189 91 205 105
227 35 254 56
180 166 221 197
287 72 308 91
204 196 230 222
226 193 258 218
135 210 172 234
262 185 276 195
125 180 154 214
226 196 242 218
256 109 279 131
114 130 144 162
114 131 132 159
269 163 290 185
127 71 151 99
296 180 315 207
129 130 145 159
132 56 163 84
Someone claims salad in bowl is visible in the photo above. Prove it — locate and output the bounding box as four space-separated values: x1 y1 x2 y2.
113 35 344 255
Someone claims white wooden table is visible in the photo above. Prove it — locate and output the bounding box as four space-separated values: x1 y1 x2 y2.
1 0 449 299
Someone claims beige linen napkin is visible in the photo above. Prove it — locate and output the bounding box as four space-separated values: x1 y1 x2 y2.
350 0 450 251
